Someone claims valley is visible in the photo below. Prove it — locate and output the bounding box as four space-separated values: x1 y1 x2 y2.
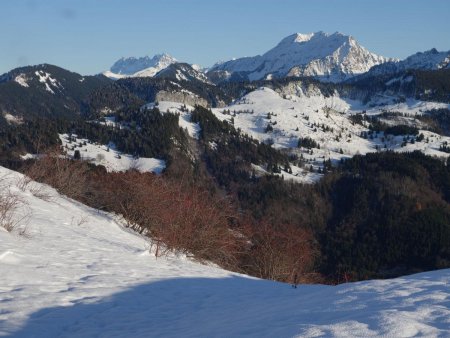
1 18 450 337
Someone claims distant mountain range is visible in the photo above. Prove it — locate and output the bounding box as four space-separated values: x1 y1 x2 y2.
0 31 449 121
102 31 449 84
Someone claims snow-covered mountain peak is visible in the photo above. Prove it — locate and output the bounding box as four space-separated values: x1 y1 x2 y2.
281 32 315 44
208 32 391 83
105 53 178 79
361 48 450 78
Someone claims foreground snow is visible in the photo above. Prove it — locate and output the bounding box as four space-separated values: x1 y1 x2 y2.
0 166 449 337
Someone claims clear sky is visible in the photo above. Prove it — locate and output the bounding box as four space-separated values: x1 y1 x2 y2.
1 0 449 75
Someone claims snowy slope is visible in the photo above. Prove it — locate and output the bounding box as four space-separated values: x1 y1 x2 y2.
209 32 392 82
59 134 166 173
212 87 450 182
104 53 178 79
144 101 200 139
0 166 449 337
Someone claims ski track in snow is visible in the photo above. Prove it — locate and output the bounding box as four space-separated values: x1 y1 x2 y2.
0 166 449 337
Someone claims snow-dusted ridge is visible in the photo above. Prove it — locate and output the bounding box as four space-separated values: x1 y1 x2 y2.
364 48 450 77
0 166 449 337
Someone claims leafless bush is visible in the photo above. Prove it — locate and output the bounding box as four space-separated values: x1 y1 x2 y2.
24 147 89 201
16 175 54 202
0 178 28 232
242 222 318 283
88 171 244 269
70 215 89 227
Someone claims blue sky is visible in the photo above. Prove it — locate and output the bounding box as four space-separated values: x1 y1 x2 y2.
1 0 449 75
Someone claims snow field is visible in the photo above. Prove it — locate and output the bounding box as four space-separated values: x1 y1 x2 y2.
0 166 449 337
59 134 166 174
212 87 450 183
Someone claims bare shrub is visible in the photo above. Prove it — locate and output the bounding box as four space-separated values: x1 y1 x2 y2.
89 171 243 268
242 222 318 283
0 178 27 232
24 147 90 200
16 175 54 201
21 155 318 282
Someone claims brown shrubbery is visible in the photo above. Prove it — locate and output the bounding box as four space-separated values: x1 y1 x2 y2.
242 222 319 283
22 151 318 283
88 171 243 269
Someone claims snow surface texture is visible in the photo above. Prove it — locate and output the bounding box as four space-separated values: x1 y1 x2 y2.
212 87 450 183
0 166 449 337
209 32 392 82
59 134 166 174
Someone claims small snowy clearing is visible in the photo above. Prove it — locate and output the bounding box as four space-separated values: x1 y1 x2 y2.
0 166 449 337
13 74 29 88
59 134 166 174
3 113 23 125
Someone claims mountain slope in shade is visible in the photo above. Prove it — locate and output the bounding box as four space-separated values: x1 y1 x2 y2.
0 64 111 119
208 32 392 83
362 48 450 77
104 53 178 79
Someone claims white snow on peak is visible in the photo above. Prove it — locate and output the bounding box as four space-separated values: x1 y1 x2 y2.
34 71 63 94
367 48 450 76
191 64 203 71
104 53 178 79
209 32 392 82
292 32 315 43
0 165 449 337
14 74 29 88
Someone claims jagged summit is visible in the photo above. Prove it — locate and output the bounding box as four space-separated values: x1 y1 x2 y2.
208 31 392 83
104 53 178 79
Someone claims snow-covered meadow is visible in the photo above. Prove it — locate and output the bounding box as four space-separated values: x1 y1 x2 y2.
212 87 450 182
59 134 166 174
0 166 449 337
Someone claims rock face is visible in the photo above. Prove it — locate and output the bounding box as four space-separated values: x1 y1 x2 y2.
155 90 209 108
208 32 392 83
